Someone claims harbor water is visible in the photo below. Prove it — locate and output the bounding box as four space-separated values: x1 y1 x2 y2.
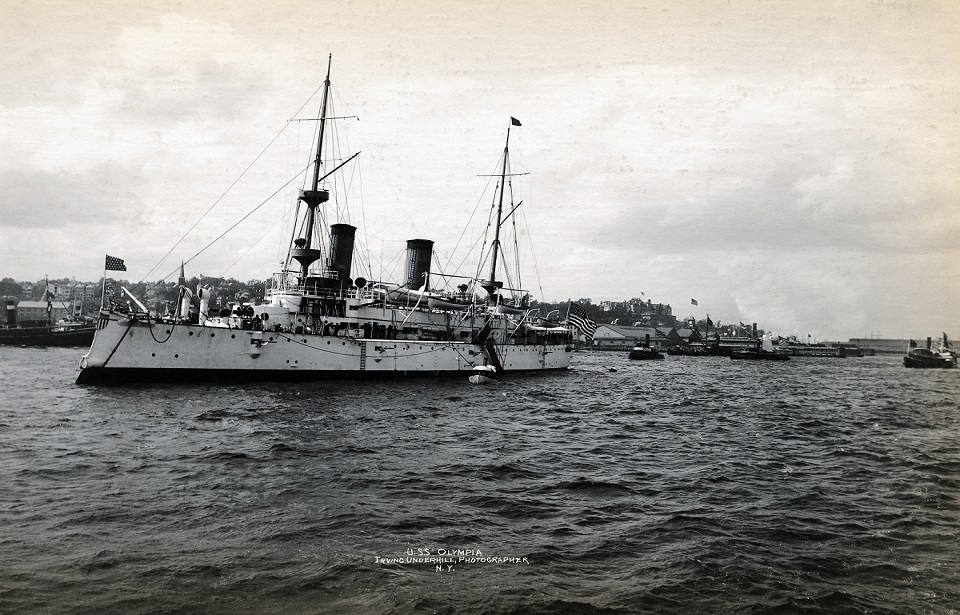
1 346 958 614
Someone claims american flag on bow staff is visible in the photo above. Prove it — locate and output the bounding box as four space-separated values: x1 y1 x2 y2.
105 255 127 271
567 302 598 340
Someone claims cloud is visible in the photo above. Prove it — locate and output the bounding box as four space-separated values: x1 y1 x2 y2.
0 166 135 228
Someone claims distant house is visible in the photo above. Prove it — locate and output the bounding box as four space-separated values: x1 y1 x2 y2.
11 300 73 324
592 324 672 350
668 328 703 347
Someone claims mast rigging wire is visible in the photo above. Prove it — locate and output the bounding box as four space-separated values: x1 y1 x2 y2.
137 81 327 287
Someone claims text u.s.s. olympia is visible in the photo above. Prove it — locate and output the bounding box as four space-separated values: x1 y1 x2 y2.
373 548 530 570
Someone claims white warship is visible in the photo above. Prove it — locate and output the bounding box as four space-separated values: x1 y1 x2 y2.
77 58 574 384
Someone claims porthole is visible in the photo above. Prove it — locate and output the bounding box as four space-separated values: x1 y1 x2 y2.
174 354 179 358
211 333 215 338
189 331 194 336
231 334 236 339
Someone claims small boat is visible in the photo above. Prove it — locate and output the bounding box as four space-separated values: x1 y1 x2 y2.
535 309 562 328
495 301 528 316
628 332 663 360
427 296 472 312
730 336 790 361
468 365 498 384
666 344 708 356
904 336 957 368
628 344 664 360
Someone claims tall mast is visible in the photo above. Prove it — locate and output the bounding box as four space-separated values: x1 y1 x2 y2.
310 54 333 195
291 55 333 280
304 54 333 250
484 122 512 297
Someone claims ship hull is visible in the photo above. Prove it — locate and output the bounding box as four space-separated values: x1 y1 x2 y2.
1 326 96 347
77 313 572 384
903 355 956 369
628 347 664 360
77 365 564 384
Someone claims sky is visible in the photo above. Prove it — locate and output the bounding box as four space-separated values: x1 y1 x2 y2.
1 0 958 341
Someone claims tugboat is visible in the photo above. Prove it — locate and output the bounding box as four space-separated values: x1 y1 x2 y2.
1 291 96 347
76 57 574 384
904 335 957 369
629 334 664 360
0 319 96 347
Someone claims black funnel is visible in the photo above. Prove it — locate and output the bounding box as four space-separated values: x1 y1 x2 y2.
329 224 356 289
405 239 433 291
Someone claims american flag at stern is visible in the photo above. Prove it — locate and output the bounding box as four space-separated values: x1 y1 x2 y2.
567 302 598 340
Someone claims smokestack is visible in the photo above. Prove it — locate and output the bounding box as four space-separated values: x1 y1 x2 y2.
328 224 356 288
927 337 932 349
753 323 757 337
404 239 433 290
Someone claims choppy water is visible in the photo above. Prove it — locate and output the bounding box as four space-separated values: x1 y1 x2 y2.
1 346 959 614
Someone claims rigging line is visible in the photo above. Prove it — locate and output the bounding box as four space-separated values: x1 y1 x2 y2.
152 159 315 290
342 109 425 240
353 232 382 280
474 174 503 284
138 83 326 288
439 150 505 281
220 214 287 278
449 171 500 280
449 228 489 285
357 155 371 278
500 253 516 293
438 171 498 280
518 200 546 301
137 120 291 287
381 247 406 284
510 181 522 291
470 179 497 285
278 125 293 266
